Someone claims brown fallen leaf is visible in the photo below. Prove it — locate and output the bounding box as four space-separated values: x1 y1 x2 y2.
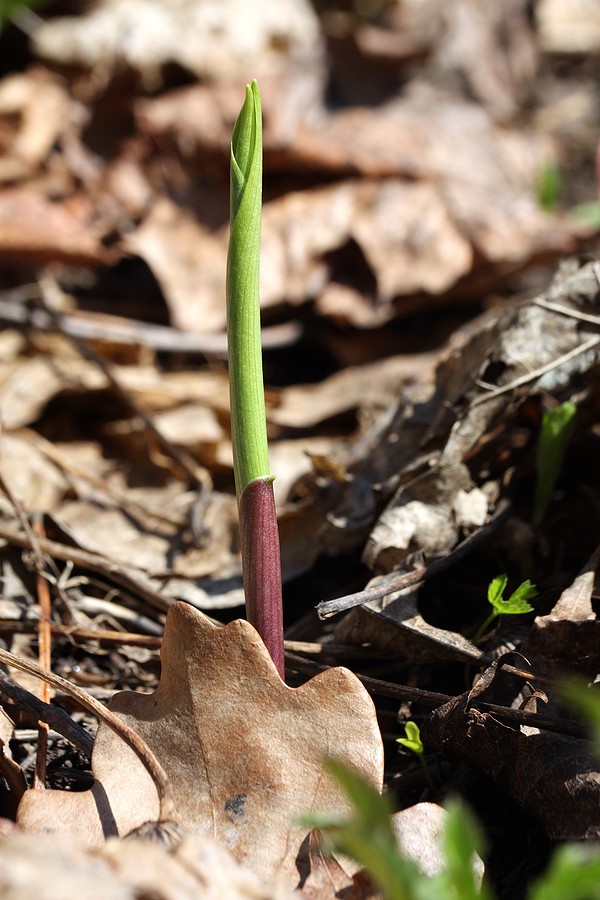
0 70 72 182
34 0 325 101
0 829 294 900
363 461 489 573
392 802 485 881
0 187 115 266
18 601 383 886
124 198 227 332
536 0 600 54
422 684 600 840
525 547 600 675
405 0 538 122
297 830 360 899
351 260 600 584
299 801 485 896
335 584 483 665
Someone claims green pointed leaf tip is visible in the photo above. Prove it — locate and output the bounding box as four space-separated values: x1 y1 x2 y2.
227 80 269 499
325 758 394 834
487 574 508 609
533 401 577 526
487 575 537 616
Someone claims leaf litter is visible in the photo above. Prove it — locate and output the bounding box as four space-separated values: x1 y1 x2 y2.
0 0 600 896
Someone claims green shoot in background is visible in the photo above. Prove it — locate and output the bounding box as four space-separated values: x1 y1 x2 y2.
304 748 600 899
226 81 284 677
0 0 53 31
533 401 577 527
397 722 435 793
473 575 537 643
301 758 427 900
302 758 490 900
537 161 563 213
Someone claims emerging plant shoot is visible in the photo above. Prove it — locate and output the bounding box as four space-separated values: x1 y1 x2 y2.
226 81 284 678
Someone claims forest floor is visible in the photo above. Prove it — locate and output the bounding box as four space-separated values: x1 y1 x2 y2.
0 2 599 898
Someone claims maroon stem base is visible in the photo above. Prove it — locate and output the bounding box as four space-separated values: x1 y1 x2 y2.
239 477 285 679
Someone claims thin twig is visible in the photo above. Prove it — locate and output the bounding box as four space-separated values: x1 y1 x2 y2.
470 335 600 407
0 620 163 648
33 516 52 789
0 670 94 757
285 654 587 739
0 283 301 354
317 499 511 618
533 297 600 326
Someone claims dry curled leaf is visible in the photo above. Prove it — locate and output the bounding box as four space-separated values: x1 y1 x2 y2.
525 547 600 674
0 830 293 900
335 584 483 665
422 689 600 840
18 602 383 887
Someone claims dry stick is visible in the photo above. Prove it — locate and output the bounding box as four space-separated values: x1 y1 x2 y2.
470 335 600 407
0 669 94 757
533 297 600 326
0 647 174 822
0 519 173 615
0 475 53 788
33 517 52 790
0 620 163 649
285 653 587 740
0 283 302 354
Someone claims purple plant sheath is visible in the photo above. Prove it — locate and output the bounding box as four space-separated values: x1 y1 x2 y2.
239 476 285 679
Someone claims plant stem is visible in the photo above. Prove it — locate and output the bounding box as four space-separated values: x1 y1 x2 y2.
226 81 284 678
239 476 284 676
472 611 498 645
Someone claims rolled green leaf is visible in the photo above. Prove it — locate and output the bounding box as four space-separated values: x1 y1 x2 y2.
226 80 269 500
226 81 284 678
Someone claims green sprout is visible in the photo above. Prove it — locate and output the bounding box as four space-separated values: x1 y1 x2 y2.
301 746 600 899
226 81 284 677
533 401 577 527
227 80 269 499
301 758 425 900
536 161 563 213
301 758 490 900
473 575 537 643
397 721 435 793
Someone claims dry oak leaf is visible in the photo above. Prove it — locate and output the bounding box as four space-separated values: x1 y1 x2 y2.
18 601 383 885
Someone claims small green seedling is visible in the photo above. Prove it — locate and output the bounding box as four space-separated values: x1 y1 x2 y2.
302 751 600 899
536 161 563 213
226 81 284 677
533 401 577 527
302 758 490 900
473 575 537 643
397 721 435 793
